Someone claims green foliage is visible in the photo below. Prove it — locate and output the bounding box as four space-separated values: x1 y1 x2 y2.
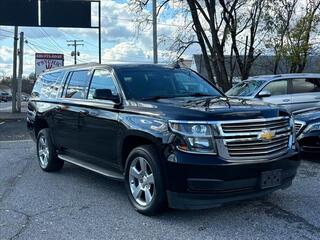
265 0 320 73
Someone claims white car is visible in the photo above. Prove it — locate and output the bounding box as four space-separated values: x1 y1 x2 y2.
226 73 320 112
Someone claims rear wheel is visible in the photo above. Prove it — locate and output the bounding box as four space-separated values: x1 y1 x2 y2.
37 128 64 172
125 145 166 216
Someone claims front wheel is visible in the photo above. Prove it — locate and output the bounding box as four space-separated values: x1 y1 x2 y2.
124 145 167 216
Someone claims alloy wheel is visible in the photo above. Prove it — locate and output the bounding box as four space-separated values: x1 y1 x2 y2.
129 157 155 207
38 135 49 168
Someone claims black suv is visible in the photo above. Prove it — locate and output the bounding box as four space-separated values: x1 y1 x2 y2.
27 64 300 215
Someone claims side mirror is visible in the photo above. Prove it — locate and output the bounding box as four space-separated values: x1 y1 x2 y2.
257 90 271 98
93 89 120 103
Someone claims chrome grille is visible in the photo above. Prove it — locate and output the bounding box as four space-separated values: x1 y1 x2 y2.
221 118 289 134
217 117 293 161
294 121 305 135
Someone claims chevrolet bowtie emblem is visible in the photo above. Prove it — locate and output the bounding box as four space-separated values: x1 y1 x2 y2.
258 129 276 141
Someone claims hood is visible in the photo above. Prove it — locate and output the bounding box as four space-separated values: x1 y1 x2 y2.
130 96 289 121
294 109 320 124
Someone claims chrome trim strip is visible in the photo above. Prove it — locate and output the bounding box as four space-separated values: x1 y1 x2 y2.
58 154 124 181
224 132 290 143
294 120 306 136
229 145 288 155
227 136 288 146
228 149 289 160
220 127 291 137
221 121 289 130
169 116 290 125
168 121 213 137
176 146 217 155
228 140 288 151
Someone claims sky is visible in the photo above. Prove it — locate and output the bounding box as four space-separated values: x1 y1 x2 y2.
0 0 197 77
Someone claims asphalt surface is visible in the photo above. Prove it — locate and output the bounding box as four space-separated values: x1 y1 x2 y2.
0 101 28 113
0 120 29 141
1 120 320 240
0 101 13 112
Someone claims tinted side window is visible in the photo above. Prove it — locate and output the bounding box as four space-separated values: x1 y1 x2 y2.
88 69 118 100
291 78 320 93
263 80 288 96
31 79 42 98
32 71 65 98
65 70 90 99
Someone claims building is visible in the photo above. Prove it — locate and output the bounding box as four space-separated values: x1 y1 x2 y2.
191 54 320 80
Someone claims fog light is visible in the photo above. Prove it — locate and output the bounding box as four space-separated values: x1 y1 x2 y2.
167 153 177 163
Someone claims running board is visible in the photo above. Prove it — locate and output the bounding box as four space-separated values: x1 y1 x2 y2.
58 154 124 181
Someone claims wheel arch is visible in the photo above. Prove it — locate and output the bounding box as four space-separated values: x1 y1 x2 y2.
119 130 164 170
34 117 49 139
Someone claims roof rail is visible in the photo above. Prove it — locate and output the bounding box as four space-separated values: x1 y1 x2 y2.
44 62 99 72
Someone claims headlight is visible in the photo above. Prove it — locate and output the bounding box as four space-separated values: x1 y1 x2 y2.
304 123 320 134
169 121 216 154
123 116 168 132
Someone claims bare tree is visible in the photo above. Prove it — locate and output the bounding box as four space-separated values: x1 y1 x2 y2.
220 0 267 80
130 0 268 91
269 0 298 74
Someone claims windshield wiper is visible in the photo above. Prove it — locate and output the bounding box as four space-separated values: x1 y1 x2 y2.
141 93 216 101
182 93 216 97
141 95 178 101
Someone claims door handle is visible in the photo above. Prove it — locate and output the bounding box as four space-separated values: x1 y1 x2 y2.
79 109 89 117
282 99 290 102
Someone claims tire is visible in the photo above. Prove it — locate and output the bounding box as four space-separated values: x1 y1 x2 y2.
124 145 167 216
37 128 64 172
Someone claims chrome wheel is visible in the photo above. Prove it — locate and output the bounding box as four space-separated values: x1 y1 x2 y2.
129 157 155 207
38 135 49 168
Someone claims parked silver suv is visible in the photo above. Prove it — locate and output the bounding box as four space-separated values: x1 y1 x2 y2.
226 74 320 112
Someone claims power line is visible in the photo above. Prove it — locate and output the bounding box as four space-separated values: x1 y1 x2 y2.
0 28 14 34
25 43 38 53
108 16 190 28
0 34 14 39
25 39 74 62
40 28 67 53
27 40 60 53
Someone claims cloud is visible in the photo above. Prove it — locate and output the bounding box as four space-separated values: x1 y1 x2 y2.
0 0 198 75
0 46 12 64
103 42 151 62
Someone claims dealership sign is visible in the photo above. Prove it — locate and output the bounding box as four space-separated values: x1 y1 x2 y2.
35 53 64 76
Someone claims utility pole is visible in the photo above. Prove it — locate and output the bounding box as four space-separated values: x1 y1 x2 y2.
67 40 84 65
11 26 18 113
98 0 102 64
152 0 158 64
17 31 24 113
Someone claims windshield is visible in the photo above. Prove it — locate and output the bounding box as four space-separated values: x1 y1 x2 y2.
226 80 266 97
116 67 222 100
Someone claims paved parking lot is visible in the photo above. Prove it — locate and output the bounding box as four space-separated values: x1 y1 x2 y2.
1 120 320 240
0 101 28 113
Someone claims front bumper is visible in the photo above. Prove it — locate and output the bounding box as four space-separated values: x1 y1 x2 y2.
164 150 300 210
298 132 320 154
